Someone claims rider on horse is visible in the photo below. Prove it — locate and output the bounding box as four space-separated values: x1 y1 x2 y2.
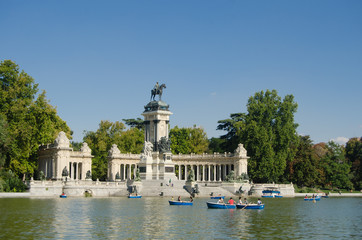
153 82 159 92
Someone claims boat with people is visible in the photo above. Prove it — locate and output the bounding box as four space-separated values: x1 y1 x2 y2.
169 200 193 206
304 195 321 201
210 196 225 199
236 203 265 209
59 193 67 198
128 195 142 198
206 201 236 209
262 187 283 198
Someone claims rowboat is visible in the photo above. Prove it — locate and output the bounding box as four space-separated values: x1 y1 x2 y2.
59 194 67 198
236 204 265 210
304 196 321 201
262 187 283 198
169 200 193 206
128 195 142 198
210 196 225 199
206 201 236 209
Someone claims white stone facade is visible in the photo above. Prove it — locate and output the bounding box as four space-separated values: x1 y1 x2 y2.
38 132 92 180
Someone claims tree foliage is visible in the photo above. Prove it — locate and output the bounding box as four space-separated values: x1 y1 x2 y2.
345 137 362 189
83 120 144 180
170 125 209 154
0 60 71 179
218 90 299 183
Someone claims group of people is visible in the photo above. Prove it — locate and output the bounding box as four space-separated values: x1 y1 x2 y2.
171 196 193 202
218 197 262 205
304 194 319 199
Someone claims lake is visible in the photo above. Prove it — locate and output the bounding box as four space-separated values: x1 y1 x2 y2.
0 197 361 239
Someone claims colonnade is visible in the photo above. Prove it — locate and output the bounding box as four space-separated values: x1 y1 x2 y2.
68 162 83 180
175 163 234 182
117 164 139 180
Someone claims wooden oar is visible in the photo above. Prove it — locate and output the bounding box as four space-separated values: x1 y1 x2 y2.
241 203 249 210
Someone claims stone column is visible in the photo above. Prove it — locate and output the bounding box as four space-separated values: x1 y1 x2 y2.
128 164 132 180
208 165 210 181
223 164 227 181
202 165 205 181
218 165 222 181
178 165 181 180
213 164 216 182
197 165 200 181
133 164 137 179
123 164 126 180
185 165 188 180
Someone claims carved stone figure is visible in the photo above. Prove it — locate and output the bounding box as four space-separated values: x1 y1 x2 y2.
143 141 153 157
158 137 171 153
54 131 70 148
115 172 120 179
80 142 91 154
62 166 69 177
234 143 247 157
187 168 195 182
109 144 121 157
86 170 92 179
150 83 166 101
135 168 141 181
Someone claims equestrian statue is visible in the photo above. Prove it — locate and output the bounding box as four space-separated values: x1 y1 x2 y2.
150 82 166 101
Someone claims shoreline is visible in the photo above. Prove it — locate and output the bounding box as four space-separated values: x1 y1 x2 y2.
1 192 362 198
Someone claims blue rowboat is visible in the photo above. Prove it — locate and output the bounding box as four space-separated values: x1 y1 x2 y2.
59 194 67 198
128 195 142 198
206 202 236 209
304 196 321 201
236 204 265 210
210 196 225 199
262 188 282 198
169 200 193 206
322 196 329 198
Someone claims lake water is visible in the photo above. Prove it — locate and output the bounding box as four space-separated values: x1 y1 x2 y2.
0 197 361 239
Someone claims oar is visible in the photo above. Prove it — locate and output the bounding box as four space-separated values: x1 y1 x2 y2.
241 203 249 210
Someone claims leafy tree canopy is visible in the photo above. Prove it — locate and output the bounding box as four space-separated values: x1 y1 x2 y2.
217 89 299 183
0 60 71 178
170 125 209 154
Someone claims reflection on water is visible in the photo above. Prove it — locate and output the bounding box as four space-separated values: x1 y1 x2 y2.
0 197 361 239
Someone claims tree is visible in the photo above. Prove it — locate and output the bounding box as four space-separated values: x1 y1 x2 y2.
122 118 144 130
0 60 71 177
287 135 319 187
345 137 362 190
208 137 226 153
217 90 299 183
169 125 209 154
83 120 144 180
322 141 353 190
216 113 245 152
0 114 9 168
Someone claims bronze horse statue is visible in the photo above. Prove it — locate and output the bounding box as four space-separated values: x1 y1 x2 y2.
151 83 166 101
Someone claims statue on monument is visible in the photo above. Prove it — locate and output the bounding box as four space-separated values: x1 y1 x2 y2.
150 82 166 101
143 141 153 157
62 166 69 177
158 136 171 153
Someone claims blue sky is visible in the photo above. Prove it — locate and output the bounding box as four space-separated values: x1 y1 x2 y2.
1 0 361 145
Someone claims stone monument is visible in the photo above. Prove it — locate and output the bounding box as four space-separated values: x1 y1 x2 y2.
138 83 177 180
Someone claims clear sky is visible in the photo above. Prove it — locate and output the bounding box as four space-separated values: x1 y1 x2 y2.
1 0 361 145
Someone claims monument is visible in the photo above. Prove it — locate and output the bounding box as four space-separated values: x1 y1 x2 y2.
138 83 177 180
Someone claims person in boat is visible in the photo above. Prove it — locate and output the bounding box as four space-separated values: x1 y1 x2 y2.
189 196 193 202
217 198 224 203
244 198 248 204
238 197 243 204
171 196 174 201
305 194 308 199
257 199 262 205
61 192 65 196
178 196 181 201
228 197 235 205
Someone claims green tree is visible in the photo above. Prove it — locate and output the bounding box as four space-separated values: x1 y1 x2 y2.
217 90 299 183
216 113 245 152
0 60 71 178
83 120 144 180
322 141 353 190
208 137 226 153
0 114 9 168
345 137 362 190
170 125 209 154
122 118 144 130
288 135 319 187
